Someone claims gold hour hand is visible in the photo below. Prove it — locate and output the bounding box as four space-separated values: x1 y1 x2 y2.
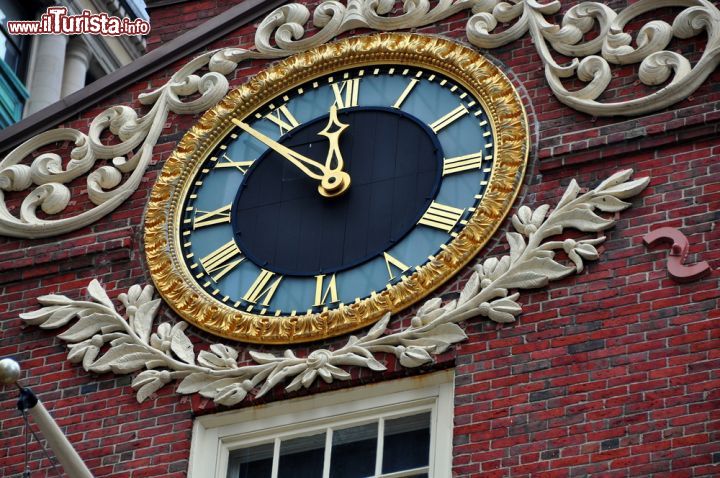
318 105 349 171
232 118 327 180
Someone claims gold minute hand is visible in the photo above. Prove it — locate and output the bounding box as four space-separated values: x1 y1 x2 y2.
231 118 329 180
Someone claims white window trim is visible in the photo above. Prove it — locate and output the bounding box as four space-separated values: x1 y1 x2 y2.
189 370 455 478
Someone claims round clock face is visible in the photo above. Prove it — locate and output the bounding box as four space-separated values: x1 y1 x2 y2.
146 34 528 343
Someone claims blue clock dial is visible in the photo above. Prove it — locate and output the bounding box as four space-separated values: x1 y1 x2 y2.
180 65 494 316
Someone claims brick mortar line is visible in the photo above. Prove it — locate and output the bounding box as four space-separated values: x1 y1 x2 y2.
539 100 720 155
538 104 720 172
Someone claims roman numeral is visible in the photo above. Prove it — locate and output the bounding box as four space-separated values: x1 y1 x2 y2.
418 202 465 233
429 105 468 133
243 269 282 306
331 78 360 109
265 105 300 135
392 79 419 109
443 152 483 176
314 274 339 307
193 204 231 229
215 153 254 174
383 252 410 281
200 240 244 281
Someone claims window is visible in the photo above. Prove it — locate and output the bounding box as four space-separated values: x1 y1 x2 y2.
189 371 454 478
0 0 30 127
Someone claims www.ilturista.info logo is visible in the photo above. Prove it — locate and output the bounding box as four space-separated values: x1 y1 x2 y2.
7 7 150 36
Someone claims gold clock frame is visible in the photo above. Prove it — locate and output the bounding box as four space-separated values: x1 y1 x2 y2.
144 33 529 344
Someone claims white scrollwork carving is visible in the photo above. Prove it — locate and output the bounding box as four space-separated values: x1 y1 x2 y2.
0 54 249 238
1 0 715 239
21 170 648 405
468 0 719 115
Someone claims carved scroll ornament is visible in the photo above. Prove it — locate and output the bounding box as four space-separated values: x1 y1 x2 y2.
21 170 649 405
0 0 716 239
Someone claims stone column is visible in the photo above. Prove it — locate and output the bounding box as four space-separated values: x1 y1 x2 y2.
61 37 91 97
24 34 68 116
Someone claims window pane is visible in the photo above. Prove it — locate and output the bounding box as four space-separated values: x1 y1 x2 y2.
278 433 325 478
227 443 273 478
330 423 377 478
381 413 431 473
0 1 29 78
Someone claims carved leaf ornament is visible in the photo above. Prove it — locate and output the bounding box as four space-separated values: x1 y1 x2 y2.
0 0 716 238
21 170 649 405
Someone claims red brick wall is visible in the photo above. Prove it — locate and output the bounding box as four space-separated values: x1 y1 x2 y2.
146 0 246 50
1 1 718 476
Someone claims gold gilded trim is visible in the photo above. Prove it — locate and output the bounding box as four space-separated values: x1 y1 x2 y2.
144 33 529 344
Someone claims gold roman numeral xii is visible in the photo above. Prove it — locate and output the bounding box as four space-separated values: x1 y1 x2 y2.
331 78 360 109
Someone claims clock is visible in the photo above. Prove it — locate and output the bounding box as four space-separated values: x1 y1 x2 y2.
145 33 528 344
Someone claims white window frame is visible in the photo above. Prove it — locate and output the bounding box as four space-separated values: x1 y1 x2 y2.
189 370 455 478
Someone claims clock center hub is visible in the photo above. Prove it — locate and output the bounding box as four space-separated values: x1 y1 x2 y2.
318 170 351 198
